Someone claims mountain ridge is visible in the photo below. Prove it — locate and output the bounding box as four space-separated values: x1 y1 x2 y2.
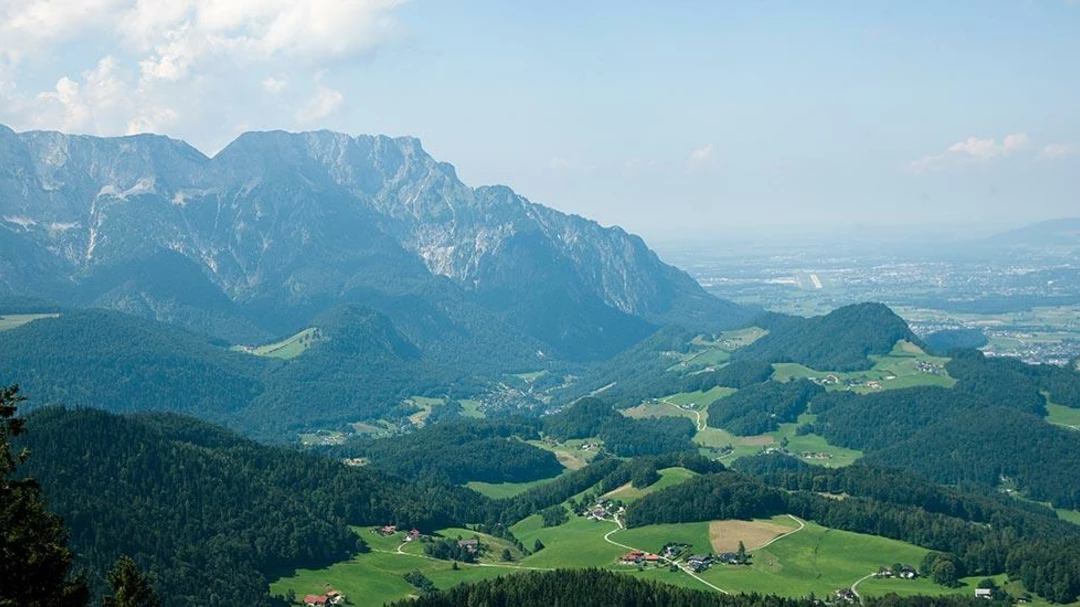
0 124 748 359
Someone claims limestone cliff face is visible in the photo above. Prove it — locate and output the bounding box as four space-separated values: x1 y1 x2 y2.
0 126 748 357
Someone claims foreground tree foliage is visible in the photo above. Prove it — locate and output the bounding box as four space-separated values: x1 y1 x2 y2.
102 556 161 607
0 385 89 607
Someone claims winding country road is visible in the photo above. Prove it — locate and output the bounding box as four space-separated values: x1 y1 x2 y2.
601 515 729 595
755 514 806 550
850 572 876 603
663 400 707 431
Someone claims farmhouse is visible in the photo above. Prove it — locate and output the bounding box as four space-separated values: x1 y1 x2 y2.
716 552 742 565
303 595 327 606
835 588 857 602
405 529 421 542
458 538 481 553
620 551 644 564
975 588 994 599
687 554 713 572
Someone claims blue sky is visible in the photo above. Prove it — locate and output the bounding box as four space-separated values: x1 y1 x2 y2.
1 0 1077 240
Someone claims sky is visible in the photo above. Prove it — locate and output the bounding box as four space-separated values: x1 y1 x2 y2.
0 0 1078 242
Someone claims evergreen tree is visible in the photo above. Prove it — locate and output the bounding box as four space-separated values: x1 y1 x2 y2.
0 385 89 607
102 556 160 607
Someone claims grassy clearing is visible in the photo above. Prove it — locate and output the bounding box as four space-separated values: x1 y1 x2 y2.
527 438 601 470
617 521 714 556
514 516 625 569
232 328 322 359
667 328 769 372
699 519 929 596
602 467 699 502
769 421 863 468
458 399 485 419
467 470 570 500
772 341 954 393
709 518 795 552
0 313 59 331
269 548 511 606
1046 403 1080 429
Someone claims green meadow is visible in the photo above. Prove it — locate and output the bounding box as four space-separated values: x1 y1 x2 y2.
699 519 929 596
513 516 625 569
772 341 955 393
231 327 321 359
603 467 699 502
467 469 571 499
1046 402 1080 429
0 313 59 331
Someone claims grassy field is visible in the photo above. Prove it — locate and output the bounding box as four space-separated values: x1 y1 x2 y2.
459 399 485 419
665 328 769 372
0 313 59 331
467 470 570 500
1046 402 1080 429
698 519 929 596
616 521 714 556
628 398 861 467
513 515 625 569
269 546 513 606
769 417 864 468
772 341 954 393
271 526 542 605
232 327 321 359
527 438 601 470
602 467 699 502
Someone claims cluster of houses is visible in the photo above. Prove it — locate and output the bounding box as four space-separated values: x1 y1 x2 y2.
580 499 623 521
915 360 944 374
834 587 858 602
619 550 662 565
617 548 746 573
874 564 918 580
302 588 346 606
371 525 422 542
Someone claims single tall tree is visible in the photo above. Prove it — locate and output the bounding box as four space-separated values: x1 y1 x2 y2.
0 384 89 606
102 556 161 607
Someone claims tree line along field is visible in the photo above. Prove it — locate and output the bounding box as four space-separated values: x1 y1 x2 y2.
270 459 1073 606
0 312 59 331
770 341 956 393
270 509 1012 606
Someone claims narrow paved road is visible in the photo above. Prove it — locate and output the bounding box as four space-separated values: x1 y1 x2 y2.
380 544 553 571
850 572 876 603
663 400 706 431
602 515 729 595
755 515 805 551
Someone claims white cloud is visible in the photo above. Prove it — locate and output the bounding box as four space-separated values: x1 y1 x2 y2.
295 83 344 122
0 0 409 145
689 143 714 164
909 133 1030 173
33 56 134 132
1037 142 1079 161
262 77 288 94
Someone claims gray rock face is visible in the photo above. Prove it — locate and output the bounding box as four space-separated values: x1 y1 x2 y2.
0 126 747 358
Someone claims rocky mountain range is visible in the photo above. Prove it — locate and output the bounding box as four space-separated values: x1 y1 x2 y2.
0 124 748 360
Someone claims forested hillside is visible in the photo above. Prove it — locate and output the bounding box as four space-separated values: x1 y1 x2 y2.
805 350 1080 507
0 307 483 439
734 303 918 371
15 407 489 605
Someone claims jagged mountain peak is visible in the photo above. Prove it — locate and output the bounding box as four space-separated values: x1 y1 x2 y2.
0 124 749 359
